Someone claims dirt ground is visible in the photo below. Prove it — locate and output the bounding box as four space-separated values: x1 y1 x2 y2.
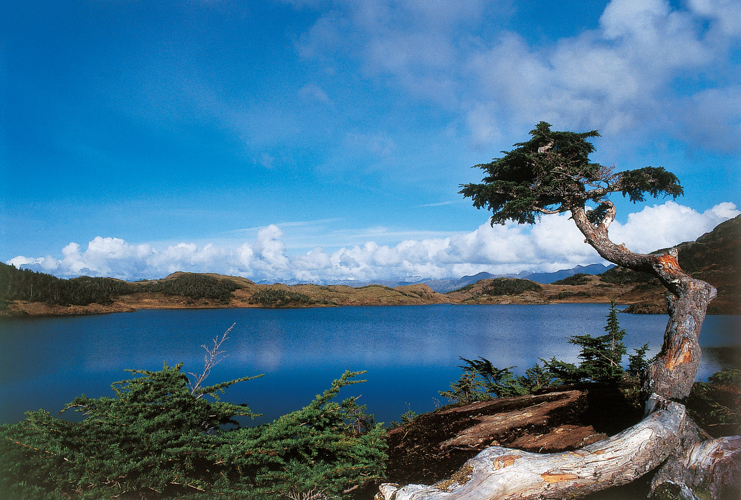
356 378 740 500
382 384 643 487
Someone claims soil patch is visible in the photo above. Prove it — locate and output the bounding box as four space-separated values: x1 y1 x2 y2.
383 384 643 487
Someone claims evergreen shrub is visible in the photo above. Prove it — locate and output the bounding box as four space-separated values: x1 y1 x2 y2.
0 354 386 499
481 278 542 296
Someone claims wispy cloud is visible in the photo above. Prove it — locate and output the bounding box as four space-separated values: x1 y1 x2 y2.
418 201 461 208
294 0 741 152
9 202 738 283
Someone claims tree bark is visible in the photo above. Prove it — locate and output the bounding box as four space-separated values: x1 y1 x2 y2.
377 206 739 499
570 204 716 399
377 396 684 499
376 398 741 500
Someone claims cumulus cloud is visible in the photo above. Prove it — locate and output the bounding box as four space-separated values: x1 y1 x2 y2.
8 202 738 283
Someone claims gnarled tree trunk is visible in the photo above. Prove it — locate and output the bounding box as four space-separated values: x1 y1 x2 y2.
377 206 739 499
570 204 716 400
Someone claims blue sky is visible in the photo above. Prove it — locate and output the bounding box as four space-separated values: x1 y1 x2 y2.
2 0 740 283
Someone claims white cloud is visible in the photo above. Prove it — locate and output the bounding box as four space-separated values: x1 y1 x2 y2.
293 0 741 151
8 203 738 283
608 201 740 253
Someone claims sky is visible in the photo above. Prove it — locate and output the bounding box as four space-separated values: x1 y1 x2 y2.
1 0 739 284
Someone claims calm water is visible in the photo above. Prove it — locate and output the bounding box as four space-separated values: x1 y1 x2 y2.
1 304 739 426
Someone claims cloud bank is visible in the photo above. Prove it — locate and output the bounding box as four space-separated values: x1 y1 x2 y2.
8 202 738 283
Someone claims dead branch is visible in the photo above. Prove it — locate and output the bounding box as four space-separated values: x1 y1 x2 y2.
188 323 235 398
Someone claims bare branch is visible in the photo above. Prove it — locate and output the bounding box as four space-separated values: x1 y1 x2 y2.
188 323 236 397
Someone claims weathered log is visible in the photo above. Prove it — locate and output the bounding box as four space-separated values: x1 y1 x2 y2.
377 395 689 500
651 432 741 499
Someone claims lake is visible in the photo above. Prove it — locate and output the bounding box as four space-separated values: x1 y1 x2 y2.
1 304 739 427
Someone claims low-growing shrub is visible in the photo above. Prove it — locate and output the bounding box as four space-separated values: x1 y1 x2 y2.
249 288 317 307
0 331 387 500
552 273 591 286
481 278 542 296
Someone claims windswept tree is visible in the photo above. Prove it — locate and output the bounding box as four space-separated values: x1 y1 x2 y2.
379 123 740 500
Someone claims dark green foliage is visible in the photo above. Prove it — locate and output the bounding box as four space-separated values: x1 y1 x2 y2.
0 262 135 306
543 300 628 383
216 370 387 499
523 363 556 391
460 121 683 226
0 264 243 307
0 362 260 499
0 366 387 499
481 278 542 296
248 288 318 307
439 369 491 405
599 266 657 285
552 273 591 286
627 342 653 383
145 273 242 304
444 301 637 396
540 357 582 385
459 358 531 398
618 167 683 202
440 359 556 405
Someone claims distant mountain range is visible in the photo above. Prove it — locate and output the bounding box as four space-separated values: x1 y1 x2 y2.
277 263 615 293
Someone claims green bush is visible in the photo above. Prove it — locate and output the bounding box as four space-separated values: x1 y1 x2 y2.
144 274 242 304
248 288 317 307
0 264 244 307
481 278 542 296
543 300 628 383
439 358 555 404
443 300 646 404
552 273 591 286
598 266 656 285
0 360 386 499
0 262 136 306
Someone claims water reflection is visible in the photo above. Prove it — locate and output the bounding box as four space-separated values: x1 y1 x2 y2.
1 305 738 426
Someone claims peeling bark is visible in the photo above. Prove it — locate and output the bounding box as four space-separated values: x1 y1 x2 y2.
652 431 741 499
377 205 738 499
570 204 716 399
377 396 689 500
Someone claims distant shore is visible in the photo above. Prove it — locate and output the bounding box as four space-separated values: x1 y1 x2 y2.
3 273 734 317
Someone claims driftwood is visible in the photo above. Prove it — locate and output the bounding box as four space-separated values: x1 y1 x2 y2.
377 396 741 500
377 204 740 499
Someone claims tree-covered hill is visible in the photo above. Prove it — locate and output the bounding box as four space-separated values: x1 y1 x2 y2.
0 265 245 310
0 263 136 307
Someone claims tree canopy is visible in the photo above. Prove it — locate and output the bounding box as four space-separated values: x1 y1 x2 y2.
460 121 683 227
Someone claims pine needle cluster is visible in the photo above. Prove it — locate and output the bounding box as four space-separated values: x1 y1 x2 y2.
440 300 652 404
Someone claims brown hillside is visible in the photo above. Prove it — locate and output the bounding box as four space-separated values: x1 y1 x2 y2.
3 216 739 316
